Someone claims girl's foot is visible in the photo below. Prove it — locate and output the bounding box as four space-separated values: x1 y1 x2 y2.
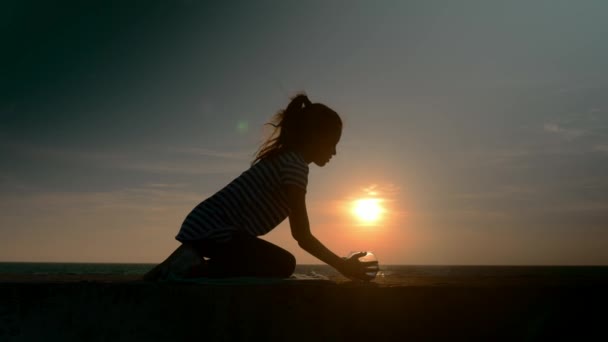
142 243 203 281
142 262 165 281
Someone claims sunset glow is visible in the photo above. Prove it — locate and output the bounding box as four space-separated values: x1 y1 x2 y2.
352 198 385 224
3 2 607 267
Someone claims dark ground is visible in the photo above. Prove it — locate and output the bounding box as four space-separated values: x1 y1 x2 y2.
1 274 607 341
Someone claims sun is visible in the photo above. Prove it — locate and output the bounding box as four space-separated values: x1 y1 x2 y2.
352 198 384 224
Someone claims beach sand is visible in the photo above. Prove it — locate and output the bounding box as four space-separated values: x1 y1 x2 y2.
1 273 606 341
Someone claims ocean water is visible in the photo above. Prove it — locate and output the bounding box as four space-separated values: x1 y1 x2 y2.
1 262 607 282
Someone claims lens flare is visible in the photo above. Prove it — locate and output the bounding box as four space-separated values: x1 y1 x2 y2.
236 120 249 133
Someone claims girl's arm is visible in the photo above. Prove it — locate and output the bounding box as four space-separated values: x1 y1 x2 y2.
285 185 373 280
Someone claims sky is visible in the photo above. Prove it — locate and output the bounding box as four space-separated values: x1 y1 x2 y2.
1 0 607 265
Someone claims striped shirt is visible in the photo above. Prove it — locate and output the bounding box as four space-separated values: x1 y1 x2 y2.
175 150 309 243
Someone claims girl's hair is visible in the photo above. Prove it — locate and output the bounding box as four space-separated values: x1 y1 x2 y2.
252 93 342 165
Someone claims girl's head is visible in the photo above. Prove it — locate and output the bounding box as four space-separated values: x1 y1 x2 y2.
253 93 342 166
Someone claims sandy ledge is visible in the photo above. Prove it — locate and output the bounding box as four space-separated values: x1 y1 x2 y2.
1 274 606 341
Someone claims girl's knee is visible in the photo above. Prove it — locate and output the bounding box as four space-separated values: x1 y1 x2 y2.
279 252 296 277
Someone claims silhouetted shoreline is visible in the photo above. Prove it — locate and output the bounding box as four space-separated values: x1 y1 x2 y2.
1 273 606 341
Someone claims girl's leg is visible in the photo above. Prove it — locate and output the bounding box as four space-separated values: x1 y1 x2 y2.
142 243 203 281
192 233 296 278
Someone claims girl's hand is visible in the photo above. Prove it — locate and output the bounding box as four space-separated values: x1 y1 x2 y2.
340 252 379 281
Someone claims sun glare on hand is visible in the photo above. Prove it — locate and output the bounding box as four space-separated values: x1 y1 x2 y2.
352 198 384 224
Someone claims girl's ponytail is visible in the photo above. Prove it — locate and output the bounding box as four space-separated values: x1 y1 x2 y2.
277 94 312 146
253 92 340 165
283 94 312 119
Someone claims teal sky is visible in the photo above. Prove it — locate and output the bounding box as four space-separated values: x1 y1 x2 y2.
1 0 607 264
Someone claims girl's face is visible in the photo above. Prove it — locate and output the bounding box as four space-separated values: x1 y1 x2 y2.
306 128 341 167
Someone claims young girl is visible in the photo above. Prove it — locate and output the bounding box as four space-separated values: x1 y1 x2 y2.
143 93 376 281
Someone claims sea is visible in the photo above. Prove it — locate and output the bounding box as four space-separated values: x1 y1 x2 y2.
1 262 607 283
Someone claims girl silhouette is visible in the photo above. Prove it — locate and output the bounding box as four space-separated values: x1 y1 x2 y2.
144 93 376 281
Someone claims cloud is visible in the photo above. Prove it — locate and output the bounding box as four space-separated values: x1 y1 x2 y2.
166 147 252 161
0 183 210 262
452 185 538 201
594 145 608 153
145 183 189 188
543 122 585 140
119 161 244 175
0 170 37 193
0 184 204 230
481 148 532 167
360 183 401 198
2 142 249 175
554 201 608 214
1 141 125 164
